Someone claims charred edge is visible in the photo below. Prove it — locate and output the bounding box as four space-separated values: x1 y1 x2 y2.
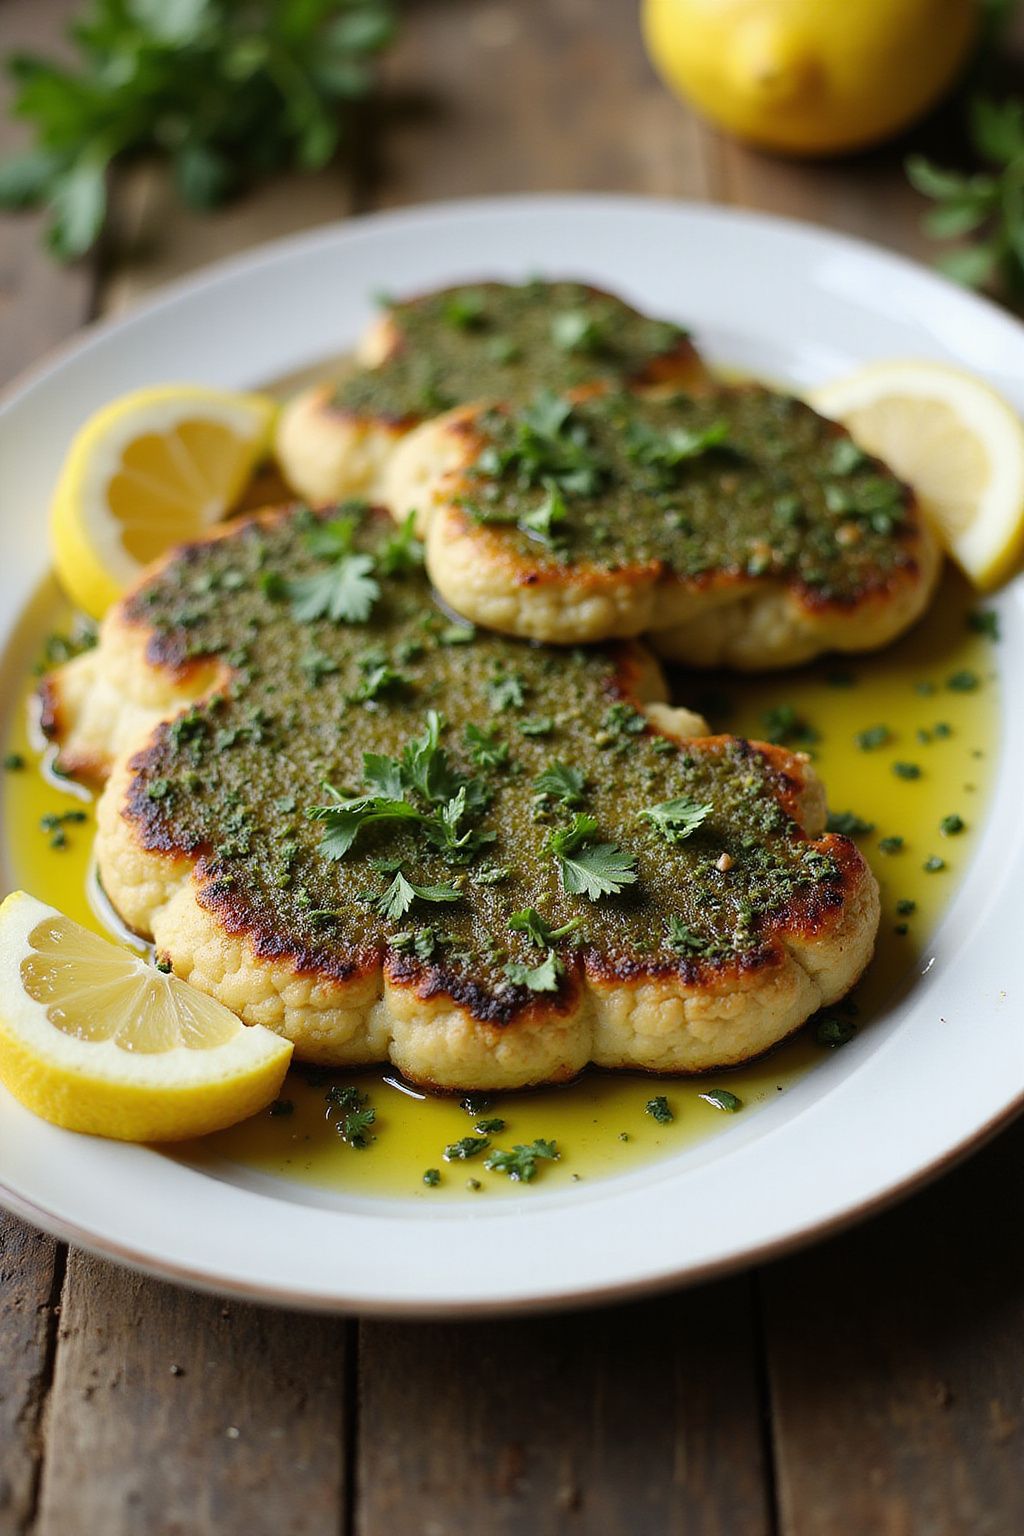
36 674 63 743
194 874 378 984
385 949 581 1028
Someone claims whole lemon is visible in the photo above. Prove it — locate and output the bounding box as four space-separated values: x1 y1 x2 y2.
642 0 978 156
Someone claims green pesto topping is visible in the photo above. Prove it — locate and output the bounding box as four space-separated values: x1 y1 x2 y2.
334 281 688 420
121 507 844 1016
462 386 915 599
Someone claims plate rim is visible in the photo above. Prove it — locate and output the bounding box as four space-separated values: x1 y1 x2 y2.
2 192 1022 1314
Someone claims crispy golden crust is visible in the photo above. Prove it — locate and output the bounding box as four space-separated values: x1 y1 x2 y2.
41 509 879 1090
385 402 942 667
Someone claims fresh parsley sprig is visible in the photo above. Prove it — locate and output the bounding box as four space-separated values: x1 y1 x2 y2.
484 1139 559 1182
503 951 562 993
642 796 712 845
289 512 380 625
533 761 587 807
373 869 461 920
0 0 397 262
907 96 1024 299
546 812 637 901
508 908 582 946
310 711 492 863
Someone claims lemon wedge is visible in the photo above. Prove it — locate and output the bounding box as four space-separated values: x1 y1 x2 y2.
0 891 292 1142
50 384 277 619
811 361 1024 590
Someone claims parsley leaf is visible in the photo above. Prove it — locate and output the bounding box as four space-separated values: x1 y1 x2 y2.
642 796 712 844
464 723 509 769
533 761 587 806
503 951 562 992
374 870 461 920
288 514 380 624
0 0 397 262
484 1139 559 1182
664 916 712 956
907 97 1024 301
508 908 582 946
486 671 526 712
444 1135 490 1161
645 1095 674 1124
520 484 570 549
547 813 638 901
378 511 423 575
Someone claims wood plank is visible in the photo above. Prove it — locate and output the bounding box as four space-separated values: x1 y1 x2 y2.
97 162 355 315
762 1121 1024 1536
34 1254 350 1536
0 1226 65 1533
357 1280 770 1536
1 3 99 1527
371 0 719 206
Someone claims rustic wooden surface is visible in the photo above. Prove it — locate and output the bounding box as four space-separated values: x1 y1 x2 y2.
2 2 1023 1533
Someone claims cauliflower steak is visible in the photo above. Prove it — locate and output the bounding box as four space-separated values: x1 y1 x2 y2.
41 506 879 1090
386 384 941 666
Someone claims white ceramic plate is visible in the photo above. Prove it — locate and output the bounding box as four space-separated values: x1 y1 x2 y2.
1 196 1022 1315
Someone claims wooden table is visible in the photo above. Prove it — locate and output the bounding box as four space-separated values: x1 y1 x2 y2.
2 3 1023 1531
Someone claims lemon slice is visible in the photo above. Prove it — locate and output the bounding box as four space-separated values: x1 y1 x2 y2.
811 361 1024 590
0 892 292 1142
50 385 277 619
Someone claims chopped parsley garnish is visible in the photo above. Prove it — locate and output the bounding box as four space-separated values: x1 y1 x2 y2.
826 810 875 837
815 1016 856 1048
878 835 904 855
946 670 980 692
625 416 734 485
508 908 582 946
923 855 946 872
761 704 819 747
423 1168 441 1187
372 869 461 920
699 1088 742 1112
830 438 869 475
476 390 607 498
518 715 554 738
443 1135 490 1161
968 609 1000 640
348 663 409 703
464 723 509 769
328 1084 376 1149
896 898 917 916
484 1138 559 1182
892 761 922 780
503 951 562 992
642 796 712 845
460 1093 493 1117
551 307 604 353
39 808 88 849
546 813 638 901
533 761 587 807
288 512 380 625
645 1095 673 1125
3 752 25 771
377 511 424 576
309 711 492 864
520 484 569 548
856 724 891 751
940 814 965 836
664 916 712 956
474 1117 506 1134
486 671 526 712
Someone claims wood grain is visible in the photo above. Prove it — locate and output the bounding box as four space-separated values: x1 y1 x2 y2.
0 4 96 1528
372 0 720 207
763 1122 1024 1536
357 1280 770 1536
34 1254 350 1536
